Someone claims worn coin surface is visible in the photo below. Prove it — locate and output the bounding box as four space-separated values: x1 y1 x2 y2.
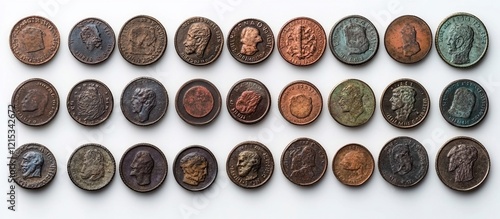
12 78 59 126
436 136 490 191
10 143 57 189
67 143 116 191
227 18 274 64
175 79 221 126
10 16 60 65
278 80 322 125
328 79 375 127
67 79 114 126
173 145 218 191
378 136 429 188
121 77 168 126
227 79 271 124
68 17 115 64
332 143 374 186
281 137 327 186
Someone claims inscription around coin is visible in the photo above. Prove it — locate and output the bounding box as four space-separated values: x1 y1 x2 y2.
226 141 274 188
67 80 113 126
227 79 271 124
10 143 57 189
68 18 115 64
279 81 323 125
12 78 59 126
121 77 168 126
228 18 274 64
333 144 374 186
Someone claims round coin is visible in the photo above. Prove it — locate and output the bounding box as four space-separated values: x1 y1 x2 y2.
10 143 57 189
332 143 374 186
67 79 114 126
173 145 218 191
278 80 323 125
281 137 327 186
226 78 271 124
328 79 375 127
227 18 274 64
68 17 115 65
175 79 221 126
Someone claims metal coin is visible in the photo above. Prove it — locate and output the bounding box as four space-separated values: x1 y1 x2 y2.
173 145 218 191
332 143 374 186
10 16 60 65
175 79 221 126
67 79 114 126
281 137 327 186
328 79 375 127
226 78 271 124
227 18 274 64
278 80 322 125
10 143 57 189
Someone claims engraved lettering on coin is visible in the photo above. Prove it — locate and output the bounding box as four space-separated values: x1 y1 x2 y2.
129 150 154 186
226 141 274 188
227 18 274 64
390 143 412 175
289 94 313 119
80 149 105 181
401 24 421 57
183 86 214 118
235 90 261 114
237 150 261 180
333 144 374 186
68 144 116 191
448 87 475 118
390 86 416 122
10 143 57 189
180 152 208 186
67 80 113 126
21 151 44 178
279 81 322 125
240 27 262 56
447 144 478 182
80 24 102 50
68 18 115 65
131 88 157 122
227 79 271 124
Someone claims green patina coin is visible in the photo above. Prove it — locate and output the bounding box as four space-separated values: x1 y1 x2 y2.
328 79 375 127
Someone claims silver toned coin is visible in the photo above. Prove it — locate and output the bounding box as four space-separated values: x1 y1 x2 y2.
10 143 57 189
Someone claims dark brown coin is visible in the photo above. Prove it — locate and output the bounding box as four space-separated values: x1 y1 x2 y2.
119 143 168 193
227 18 274 64
226 78 271 124
67 79 114 126
118 15 167 66
10 16 60 65
173 145 218 191
11 78 59 126
278 80 322 125
175 79 221 125
68 17 115 64
281 137 327 186
332 143 374 186
174 16 224 66
10 143 57 189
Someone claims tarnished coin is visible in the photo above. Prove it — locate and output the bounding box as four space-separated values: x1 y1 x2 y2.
329 15 379 65
436 13 488 68
277 17 326 66
67 143 116 191
68 17 115 64
378 136 429 188
11 78 59 126
120 77 168 126
118 15 167 66
281 137 327 186
175 79 221 126
381 79 430 128
67 79 114 126
440 79 488 128
10 16 60 65
226 79 271 124
436 136 490 191
332 143 374 186
278 80 322 125
174 16 224 66
328 79 375 127
10 143 57 189
119 143 168 193
227 18 274 64
226 141 274 189
173 145 218 191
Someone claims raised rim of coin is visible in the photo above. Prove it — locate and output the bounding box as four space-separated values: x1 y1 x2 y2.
332 143 374 186
226 78 271 124
67 79 114 126
175 78 222 126
278 80 323 126
173 145 218 192
227 18 275 64
10 143 57 189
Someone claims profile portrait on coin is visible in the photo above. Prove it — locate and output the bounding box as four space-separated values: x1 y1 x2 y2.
447 144 478 182
128 26 156 55
290 145 316 181
390 143 413 175
339 150 366 181
180 152 208 186
240 26 263 56
80 24 102 51
131 87 157 122
80 149 105 181
400 24 421 57
129 150 154 186
21 151 44 178
390 86 416 121
236 90 261 115
183 22 211 58
237 150 261 180
20 27 45 53
448 87 475 118
21 89 49 117
343 23 369 55
338 83 364 121
286 25 316 59
77 86 105 121
447 24 474 65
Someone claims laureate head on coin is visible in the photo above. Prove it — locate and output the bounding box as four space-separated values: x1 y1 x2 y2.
328 79 375 127
175 79 221 126
67 79 113 126
332 144 374 186
227 79 271 124
278 80 322 125
121 77 168 126
227 18 274 64
68 17 115 65
174 146 218 191
281 138 327 186
10 143 57 189
12 78 59 126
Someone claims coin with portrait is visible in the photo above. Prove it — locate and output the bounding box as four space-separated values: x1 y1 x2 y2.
121 77 168 126
332 143 374 186
226 78 271 124
278 80 323 125
67 79 114 126
175 79 221 126
10 143 57 189
173 145 218 191
68 17 115 65
281 137 327 186
227 18 274 64
328 79 375 127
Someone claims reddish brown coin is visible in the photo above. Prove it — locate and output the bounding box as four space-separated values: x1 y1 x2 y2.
175 79 222 125
278 80 322 125
332 143 374 186
226 78 271 124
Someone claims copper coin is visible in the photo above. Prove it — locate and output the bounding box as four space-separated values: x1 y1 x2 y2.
278 80 322 125
281 137 327 186
332 143 374 186
118 15 167 66
328 79 375 127
173 145 218 192
68 17 115 65
277 17 326 66
227 18 274 64
10 16 60 65
10 143 57 189
11 78 59 126
226 78 271 124
175 79 221 125
384 15 432 64
67 79 114 126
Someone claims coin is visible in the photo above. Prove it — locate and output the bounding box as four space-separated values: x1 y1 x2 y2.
384 15 432 64
226 141 274 189
174 16 224 66
332 143 374 186
11 78 59 126
378 136 429 188
68 17 116 64
175 79 221 126
67 79 114 126
10 16 60 65
277 17 326 66
120 77 168 126
118 15 167 66
227 18 274 64
9 143 57 189
436 13 488 68
329 15 379 65
119 143 168 193
278 80 322 125
173 145 218 191
380 78 430 128
328 79 375 127
436 136 490 191
226 78 271 124
440 79 488 128
281 137 327 186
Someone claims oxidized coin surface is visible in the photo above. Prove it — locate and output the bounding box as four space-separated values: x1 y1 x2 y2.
68 17 115 64
381 79 430 129
227 78 271 124
226 141 274 189
281 137 327 186
67 79 114 126
278 80 322 125
440 79 488 128
278 17 326 66
175 79 221 125
10 143 57 189
329 15 379 65
384 15 432 64
435 13 488 68
174 17 224 66
328 79 375 127
67 143 116 191
173 145 218 191
10 16 60 65
436 136 490 191
11 78 59 126
378 136 429 188
227 18 274 64
119 143 168 193
332 143 374 186
121 77 168 126
118 15 167 66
